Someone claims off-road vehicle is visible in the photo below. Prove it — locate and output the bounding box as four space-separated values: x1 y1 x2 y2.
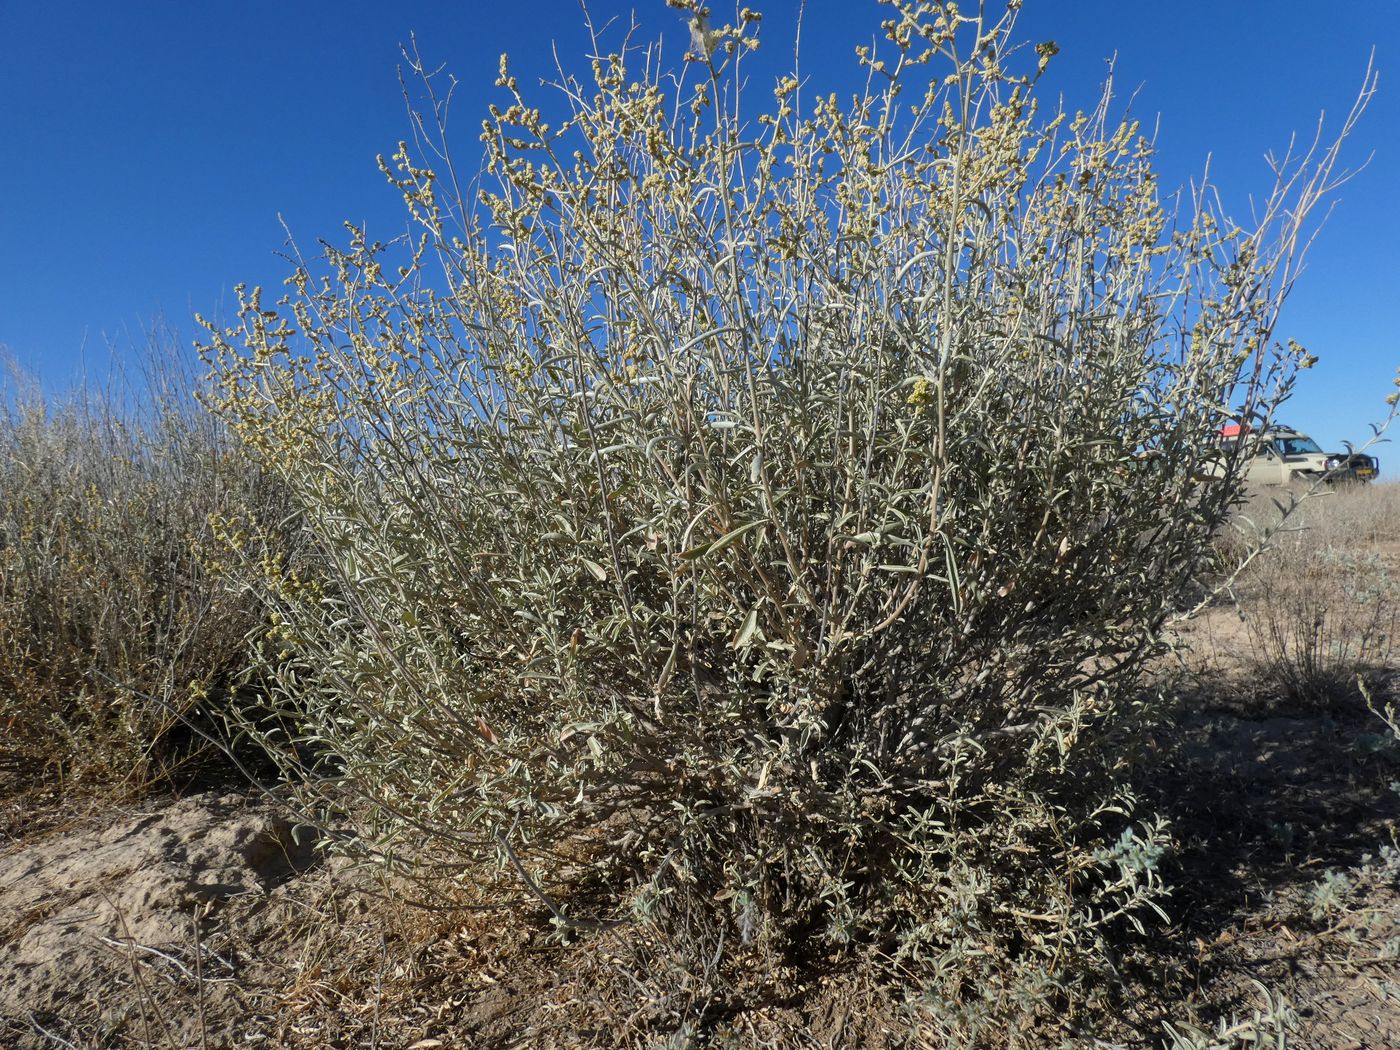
1219 423 1378 486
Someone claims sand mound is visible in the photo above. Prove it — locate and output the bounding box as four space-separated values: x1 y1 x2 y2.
0 791 317 1045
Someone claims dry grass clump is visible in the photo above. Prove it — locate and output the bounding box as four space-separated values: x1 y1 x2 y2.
1224 484 1399 707
0 342 289 796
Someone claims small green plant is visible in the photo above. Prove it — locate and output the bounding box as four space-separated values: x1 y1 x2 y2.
1163 981 1299 1050
200 0 1370 1039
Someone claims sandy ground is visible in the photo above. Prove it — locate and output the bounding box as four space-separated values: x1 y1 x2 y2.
0 793 321 1047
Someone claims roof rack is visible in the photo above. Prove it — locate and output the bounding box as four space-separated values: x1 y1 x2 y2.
1219 423 1298 438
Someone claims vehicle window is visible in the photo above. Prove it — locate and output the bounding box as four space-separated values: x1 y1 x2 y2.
1276 435 1322 456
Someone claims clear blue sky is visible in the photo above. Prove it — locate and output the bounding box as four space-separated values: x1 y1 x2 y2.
2 2 1396 461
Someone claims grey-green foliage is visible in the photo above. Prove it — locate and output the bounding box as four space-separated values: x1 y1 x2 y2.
1163 981 1299 1050
200 0 1366 1037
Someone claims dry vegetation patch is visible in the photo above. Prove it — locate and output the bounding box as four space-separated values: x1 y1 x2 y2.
1132 483 1400 1048
0 347 291 800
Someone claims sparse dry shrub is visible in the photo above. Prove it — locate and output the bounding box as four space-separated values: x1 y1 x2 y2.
0 340 287 795
199 1 1369 1040
1233 485 1399 707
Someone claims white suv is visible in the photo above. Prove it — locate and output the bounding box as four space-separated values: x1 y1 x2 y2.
1218 424 1378 486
